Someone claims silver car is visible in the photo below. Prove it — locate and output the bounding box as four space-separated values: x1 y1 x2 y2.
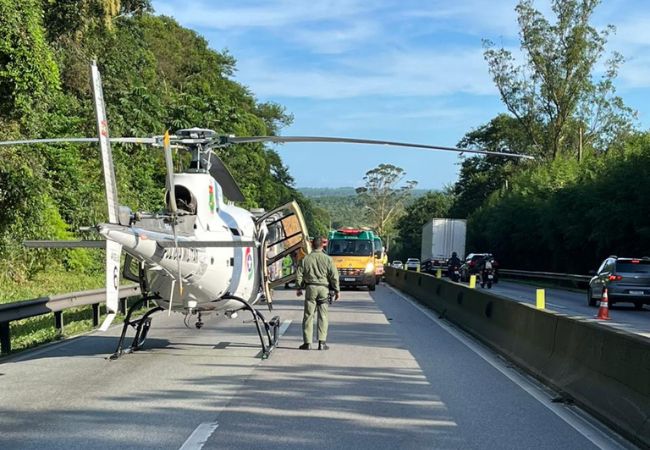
391 260 404 269
588 256 650 309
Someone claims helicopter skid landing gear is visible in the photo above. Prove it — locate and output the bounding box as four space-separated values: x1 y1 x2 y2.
219 295 281 359
109 296 163 360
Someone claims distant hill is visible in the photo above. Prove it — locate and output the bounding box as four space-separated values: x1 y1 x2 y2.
299 187 430 229
299 187 429 198
299 187 357 197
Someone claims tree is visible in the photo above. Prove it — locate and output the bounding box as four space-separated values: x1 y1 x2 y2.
450 114 530 218
393 190 454 261
0 6 311 285
355 164 417 237
483 0 635 160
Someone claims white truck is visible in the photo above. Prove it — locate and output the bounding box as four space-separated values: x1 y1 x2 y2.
420 218 466 272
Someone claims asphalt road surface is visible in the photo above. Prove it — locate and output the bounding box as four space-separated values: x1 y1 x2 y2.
467 279 650 338
0 285 634 449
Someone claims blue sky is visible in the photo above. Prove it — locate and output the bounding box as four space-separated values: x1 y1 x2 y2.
153 0 650 190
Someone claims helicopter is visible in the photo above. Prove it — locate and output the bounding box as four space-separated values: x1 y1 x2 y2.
0 62 533 360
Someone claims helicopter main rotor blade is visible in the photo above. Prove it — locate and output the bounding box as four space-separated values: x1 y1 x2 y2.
156 240 258 248
208 153 246 202
163 131 177 214
227 136 535 160
0 137 157 147
23 240 106 248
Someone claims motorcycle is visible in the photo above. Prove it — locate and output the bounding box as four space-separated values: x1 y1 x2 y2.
480 265 495 289
448 264 461 282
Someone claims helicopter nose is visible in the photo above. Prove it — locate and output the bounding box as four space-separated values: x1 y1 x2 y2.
98 224 158 259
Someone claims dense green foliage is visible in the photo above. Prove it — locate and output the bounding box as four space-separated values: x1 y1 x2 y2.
468 134 650 272
392 191 454 261
0 1 326 291
448 0 647 273
450 114 531 219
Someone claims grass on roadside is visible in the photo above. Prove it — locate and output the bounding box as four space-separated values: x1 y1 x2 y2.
1 268 146 354
7 300 148 353
1 270 105 304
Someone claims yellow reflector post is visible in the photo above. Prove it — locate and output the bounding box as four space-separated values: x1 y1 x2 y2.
469 275 476 289
536 289 545 309
436 268 441 279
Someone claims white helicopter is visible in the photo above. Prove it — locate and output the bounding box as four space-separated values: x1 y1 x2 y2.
0 62 533 359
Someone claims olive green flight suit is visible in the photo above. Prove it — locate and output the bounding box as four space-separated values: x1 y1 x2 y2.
296 249 340 344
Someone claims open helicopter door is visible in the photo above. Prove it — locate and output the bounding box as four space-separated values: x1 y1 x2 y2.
256 201 311 300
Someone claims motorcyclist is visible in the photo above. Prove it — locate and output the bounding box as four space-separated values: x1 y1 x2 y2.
447 252 462 280
478 255 495 286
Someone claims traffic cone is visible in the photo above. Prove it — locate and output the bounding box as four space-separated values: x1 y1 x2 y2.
595 288 611 320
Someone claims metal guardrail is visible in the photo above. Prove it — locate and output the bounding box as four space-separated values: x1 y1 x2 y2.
0 284 141 355
499 269 590 288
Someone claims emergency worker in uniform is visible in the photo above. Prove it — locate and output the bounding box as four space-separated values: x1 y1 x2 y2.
296 236 340 350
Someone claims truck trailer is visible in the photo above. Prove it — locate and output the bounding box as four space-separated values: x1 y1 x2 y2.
420 218 466 272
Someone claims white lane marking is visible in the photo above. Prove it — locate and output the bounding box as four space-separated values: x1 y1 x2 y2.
279 319 292 337
386 285 629 450
547 302 568 310
180 319 291 449
179 422 219 450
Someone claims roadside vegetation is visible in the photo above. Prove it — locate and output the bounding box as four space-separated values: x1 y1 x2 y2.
0 0 330 351
0 0 329 302
389 0 649 270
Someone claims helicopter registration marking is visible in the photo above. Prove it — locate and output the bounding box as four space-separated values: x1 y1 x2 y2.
165 247 199 263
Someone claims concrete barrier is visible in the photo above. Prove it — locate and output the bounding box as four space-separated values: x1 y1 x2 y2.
385 267 650 449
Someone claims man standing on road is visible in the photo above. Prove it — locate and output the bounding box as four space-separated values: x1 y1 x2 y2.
296 236 340 350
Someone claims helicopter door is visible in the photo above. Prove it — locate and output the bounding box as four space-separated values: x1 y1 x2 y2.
256 201 311 291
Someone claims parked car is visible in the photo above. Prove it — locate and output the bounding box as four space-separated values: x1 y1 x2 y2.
588 256 650 309
405 258 420 271
391 260 404 269
460 253 499 282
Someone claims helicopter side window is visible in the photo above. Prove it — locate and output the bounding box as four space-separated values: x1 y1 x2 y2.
167 185 197 215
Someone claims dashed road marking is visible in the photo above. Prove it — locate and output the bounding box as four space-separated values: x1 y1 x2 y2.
180 319 292 449
179 422 219 450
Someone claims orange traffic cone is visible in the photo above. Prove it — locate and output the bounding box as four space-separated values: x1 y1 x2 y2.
595 288 611 320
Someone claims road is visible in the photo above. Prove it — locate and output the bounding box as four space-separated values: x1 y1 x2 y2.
0 285 633 449
468 279 650 338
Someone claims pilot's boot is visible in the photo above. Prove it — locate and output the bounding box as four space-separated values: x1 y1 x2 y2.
318 341 329 351
298 343 311 350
